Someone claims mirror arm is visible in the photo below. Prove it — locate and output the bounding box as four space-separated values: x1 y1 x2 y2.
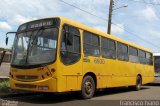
5 32 17 46
6 32 17 37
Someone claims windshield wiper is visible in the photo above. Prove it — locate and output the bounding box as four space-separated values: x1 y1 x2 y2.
29 27 45 52
25 27 45 63
31 27 44 46
25 30 35 64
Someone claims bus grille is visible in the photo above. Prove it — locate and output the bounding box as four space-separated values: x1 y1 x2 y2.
15 84 37 88
16 75 38 81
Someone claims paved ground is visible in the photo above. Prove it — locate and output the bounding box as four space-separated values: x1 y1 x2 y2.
0 82 160 106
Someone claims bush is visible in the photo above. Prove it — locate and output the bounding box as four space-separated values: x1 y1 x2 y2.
0 79 10 93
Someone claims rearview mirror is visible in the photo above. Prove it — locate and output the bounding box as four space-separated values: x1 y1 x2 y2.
6 37 8 46
5 32 17 46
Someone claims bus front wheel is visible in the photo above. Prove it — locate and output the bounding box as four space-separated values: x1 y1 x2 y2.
81 76 95 99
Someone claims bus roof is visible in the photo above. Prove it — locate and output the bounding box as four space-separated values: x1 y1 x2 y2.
25 17 153 53
59 17 152 53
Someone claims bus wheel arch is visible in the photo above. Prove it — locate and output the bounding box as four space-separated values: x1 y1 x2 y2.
80 72 97 99
83 72 97 89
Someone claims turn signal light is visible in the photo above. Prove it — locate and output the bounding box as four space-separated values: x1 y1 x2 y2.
42 75 45 79
51 68 56 73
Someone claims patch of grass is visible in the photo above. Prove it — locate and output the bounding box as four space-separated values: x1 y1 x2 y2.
0 79 11 93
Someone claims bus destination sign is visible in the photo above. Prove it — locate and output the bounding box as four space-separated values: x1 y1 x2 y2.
17 18 60 32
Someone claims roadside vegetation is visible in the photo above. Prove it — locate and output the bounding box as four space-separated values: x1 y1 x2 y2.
0 79 11 94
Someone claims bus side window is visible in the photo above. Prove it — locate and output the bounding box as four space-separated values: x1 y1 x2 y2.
139 50 146 64
117 42 129 61
146 52 153 65
60 25 81 65
83 31 100 56
101 37 116 59
129 46 139 63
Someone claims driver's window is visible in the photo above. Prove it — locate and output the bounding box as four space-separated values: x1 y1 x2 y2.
60 25 81 65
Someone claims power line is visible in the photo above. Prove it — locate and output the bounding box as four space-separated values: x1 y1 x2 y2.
59 0 160 49
59 0 108 22
112 22 160 48
142 0 147 4
148 0 160 19
129 0 160 10
128 0 160 5
139 0 160 20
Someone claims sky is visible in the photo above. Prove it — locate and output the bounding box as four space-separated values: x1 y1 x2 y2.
0 0 160 52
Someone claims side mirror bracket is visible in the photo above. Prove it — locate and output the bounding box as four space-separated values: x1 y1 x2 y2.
5 32 17 46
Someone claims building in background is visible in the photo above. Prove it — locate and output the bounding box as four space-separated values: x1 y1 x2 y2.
0 48 12 63
154 53 160 76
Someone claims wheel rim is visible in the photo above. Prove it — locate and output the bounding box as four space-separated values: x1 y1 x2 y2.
85 80 93 95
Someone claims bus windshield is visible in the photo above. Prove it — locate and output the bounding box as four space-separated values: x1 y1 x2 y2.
11 28 58 66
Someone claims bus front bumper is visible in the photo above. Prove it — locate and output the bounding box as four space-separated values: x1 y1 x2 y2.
9 77 57 92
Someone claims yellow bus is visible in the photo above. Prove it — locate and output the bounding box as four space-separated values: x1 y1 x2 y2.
7 17 154 99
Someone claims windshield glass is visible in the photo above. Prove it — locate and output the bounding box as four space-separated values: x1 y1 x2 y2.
11 28 58 66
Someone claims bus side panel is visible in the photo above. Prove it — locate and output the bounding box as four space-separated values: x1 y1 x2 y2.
142 65 155 84
82 56 101 88
111 61 130 87
100 58 115 88
127 62 137 86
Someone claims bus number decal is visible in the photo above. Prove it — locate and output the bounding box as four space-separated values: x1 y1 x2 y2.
94 58 105 64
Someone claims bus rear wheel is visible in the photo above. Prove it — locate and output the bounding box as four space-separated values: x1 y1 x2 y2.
135 75 142 91
81 76 95 99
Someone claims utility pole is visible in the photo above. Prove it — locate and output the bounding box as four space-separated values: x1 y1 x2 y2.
107 0 114 34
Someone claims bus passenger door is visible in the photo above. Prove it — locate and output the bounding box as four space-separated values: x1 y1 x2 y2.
60 25 82 91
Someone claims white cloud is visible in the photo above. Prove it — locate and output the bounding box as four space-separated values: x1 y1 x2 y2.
140 6 158 21
0 22 12 31
94 23 124 35
0 0 61 18
59 0 108 23
153 0 159 4
148 30 160 39
94 26 107 33
0 0 107 27
9 14 36 25
65 0 108 10
111 24 124 35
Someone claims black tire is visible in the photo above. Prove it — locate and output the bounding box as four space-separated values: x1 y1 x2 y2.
81 76 95 99
128 76 142 91
135 75 142 91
